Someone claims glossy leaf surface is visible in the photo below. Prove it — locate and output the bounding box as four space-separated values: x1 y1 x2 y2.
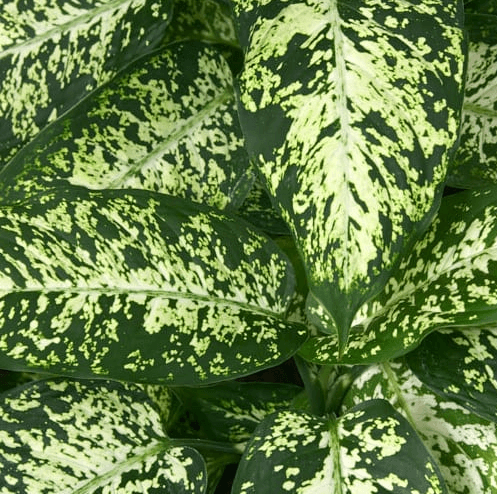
343 361 497 494
175 381 302 443
0 42 252 210
0 187 306 384
232 0 466 349
232 400 446 493
299 186 497 364
0 377 206 493
406 327 497 423
0 0 172 165
447 15 497 187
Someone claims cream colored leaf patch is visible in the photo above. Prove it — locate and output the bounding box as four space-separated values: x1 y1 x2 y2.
231 400 446 493
232 0 466 350
0 0 172 165
343 361 497 494
447 15 497 187
0 377 206 493
299 186 497 365
0 41 252 210
0 187 306 385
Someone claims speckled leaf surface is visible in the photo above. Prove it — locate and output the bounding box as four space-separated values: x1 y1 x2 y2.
162 0 238 47
231 400 446 494
175 381 302 443
0 0 172 166
0 41 252 210
447 15 497 188
406 327 497 423
299 186 497 365
232 0 466 350
0 377 206 493
343 361 497 494
0 187 307 384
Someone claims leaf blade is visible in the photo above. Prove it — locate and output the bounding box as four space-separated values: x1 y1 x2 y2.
0 0 172 165
300 186 497 364
0 378 206 493
232 0 466 348
343 361 497 494
231 400 446 493
0 41 252 210
0 187 307 384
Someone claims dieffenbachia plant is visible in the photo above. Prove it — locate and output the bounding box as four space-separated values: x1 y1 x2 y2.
1 0 497 492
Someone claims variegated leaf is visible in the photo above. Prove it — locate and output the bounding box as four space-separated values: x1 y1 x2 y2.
406 327 497 423
0 187 307 384
0 0 172 165
232 0 466 350
0 42 253 210
446 15 497 188
174 381 302 443
162 0 239 47
232 400 446 493
343 361 497 494
0 377 206 493
299 186 497 365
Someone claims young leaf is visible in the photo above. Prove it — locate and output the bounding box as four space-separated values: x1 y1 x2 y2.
231 400 446 493
0 187 307 385
0 41 253 211
447 15 497 188
0 377 206 493
343 361 497 494
406 327 497 423
299 186 497 364
0 0 172 165
232 0 466 350
174 381 302 443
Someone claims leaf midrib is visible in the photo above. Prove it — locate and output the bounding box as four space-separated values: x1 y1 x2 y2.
70 440 171 494
1 0 133 56
106 87 235 188
0 286 285 319
329 0 352 290
361 245 497 327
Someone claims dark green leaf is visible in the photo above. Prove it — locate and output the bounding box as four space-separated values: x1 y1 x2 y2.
343 361 497 494
232 0 466 350
175 381 302 443
406 327 497 423
299 186 497 364
0 187 307 384
0 0 172 165
232 400 446 493
0 377 206 493
162 0 239 47
237 179 290 235
447 14 497 188
0 42 253 210
465 0 497 14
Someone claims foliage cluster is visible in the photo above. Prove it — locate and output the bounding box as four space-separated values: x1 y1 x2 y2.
0 0 497 492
